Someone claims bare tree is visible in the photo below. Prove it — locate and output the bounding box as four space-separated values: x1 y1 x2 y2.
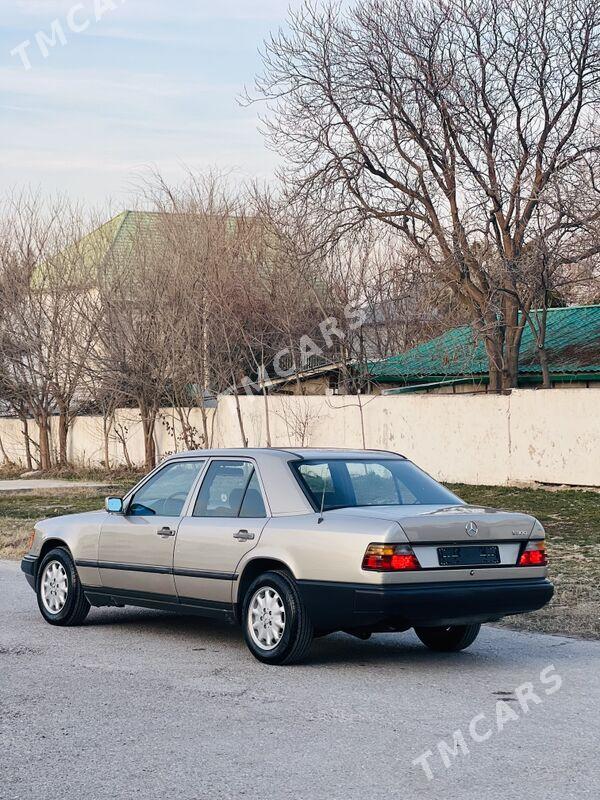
44 215 102 465
142 171 323 448
255 0 600 390
0 193 103 468
142 171 252 448
273 395 322 446
96 213 188 470
85 372 122 469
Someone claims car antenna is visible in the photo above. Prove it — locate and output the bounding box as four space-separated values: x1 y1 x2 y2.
317 479 326 524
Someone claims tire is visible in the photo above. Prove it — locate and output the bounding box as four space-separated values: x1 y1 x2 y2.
242 570 313 665
36 546 90 626
414 623 481 652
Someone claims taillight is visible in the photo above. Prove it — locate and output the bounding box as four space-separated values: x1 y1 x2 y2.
518 541 547 567
362 543 420 571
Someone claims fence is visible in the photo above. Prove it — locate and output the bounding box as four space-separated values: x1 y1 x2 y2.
0 389 598 486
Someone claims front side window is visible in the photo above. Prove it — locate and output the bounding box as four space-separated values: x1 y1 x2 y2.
194 460 267 518
293 459 461 511
128 461 205 517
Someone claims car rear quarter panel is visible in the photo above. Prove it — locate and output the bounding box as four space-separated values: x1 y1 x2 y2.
233 513 407 601
232 511 548 603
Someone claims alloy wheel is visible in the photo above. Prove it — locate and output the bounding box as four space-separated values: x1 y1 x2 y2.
40 560 69 615
247 586 286 650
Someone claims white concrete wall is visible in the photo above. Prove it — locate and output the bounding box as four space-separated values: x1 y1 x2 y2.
0 390 598 486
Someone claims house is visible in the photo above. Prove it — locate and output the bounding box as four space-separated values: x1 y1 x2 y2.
66 210 171 282
258 356 350 396
367 305 600 393
57 209 241 283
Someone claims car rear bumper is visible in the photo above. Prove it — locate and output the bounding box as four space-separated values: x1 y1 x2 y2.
297 577 554 631
21 555 37 589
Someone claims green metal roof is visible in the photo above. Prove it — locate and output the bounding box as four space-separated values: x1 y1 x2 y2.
368 305 600 384
66 210 242 280
79 210 167 276
31 211 168 288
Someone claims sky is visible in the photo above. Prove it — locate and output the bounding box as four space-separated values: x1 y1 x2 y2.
0 0 306 209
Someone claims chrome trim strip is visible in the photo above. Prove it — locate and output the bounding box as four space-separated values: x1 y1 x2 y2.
76 560 237 581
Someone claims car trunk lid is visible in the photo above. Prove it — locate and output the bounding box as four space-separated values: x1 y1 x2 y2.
326 504 536 543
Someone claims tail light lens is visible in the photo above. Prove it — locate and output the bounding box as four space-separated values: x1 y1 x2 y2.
518 540 547 567
362 543 420 571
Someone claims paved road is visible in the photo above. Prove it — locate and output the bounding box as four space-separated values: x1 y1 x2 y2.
0 479 108 492
1 560 598 800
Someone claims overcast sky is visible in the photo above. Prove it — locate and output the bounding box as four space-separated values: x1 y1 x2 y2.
0 0 305 209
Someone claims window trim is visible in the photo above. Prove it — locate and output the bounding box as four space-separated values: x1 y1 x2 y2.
189 457 271 519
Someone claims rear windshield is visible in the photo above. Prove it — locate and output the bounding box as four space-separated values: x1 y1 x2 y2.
291 458 462 511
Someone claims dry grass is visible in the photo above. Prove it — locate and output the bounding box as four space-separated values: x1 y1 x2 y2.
0 516 37 560
0 464 144 482
494 539 600 639
450 483 600 639
0 484 135 561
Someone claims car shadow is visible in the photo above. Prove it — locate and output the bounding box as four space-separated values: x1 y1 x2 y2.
80 605 561 671
306 631 489 668
85 605 237 639
87 605 227 627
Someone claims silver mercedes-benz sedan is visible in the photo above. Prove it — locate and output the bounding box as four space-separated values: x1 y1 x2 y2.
21 448 553 664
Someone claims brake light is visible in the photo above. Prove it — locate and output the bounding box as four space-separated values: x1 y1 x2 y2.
362 543 420 571
518 541 547 567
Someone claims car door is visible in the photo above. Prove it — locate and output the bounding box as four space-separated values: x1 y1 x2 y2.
98 459 206 598
174 458 269 605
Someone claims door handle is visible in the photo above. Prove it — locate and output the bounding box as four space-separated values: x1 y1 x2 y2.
157 526 176 537
233 529 255 541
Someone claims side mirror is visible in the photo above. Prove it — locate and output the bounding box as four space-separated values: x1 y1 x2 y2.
105 496 124 514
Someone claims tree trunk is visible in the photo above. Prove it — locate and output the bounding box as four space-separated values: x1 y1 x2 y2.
37 414 52 471
529 308 551 389
484 334 503 393
21 418 33 471
199 400 209 448
502 328 526 390
115 425 133 470
209 402 217 449
538 346 551 388
102 413 112 469
262 382 272 448
232 385 248 448
139 406 157 470
0 433 13 466
57 407 69 466
501 298 526 390
502 343 520 390
356 393 366 449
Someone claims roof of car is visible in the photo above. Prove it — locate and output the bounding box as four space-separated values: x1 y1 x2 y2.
163 447 405 462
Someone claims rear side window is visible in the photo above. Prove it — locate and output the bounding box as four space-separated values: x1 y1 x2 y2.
239 471 267 518
194 460 266 518
346 462 409 505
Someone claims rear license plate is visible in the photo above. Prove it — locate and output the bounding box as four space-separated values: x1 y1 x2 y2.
437 545 501 567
